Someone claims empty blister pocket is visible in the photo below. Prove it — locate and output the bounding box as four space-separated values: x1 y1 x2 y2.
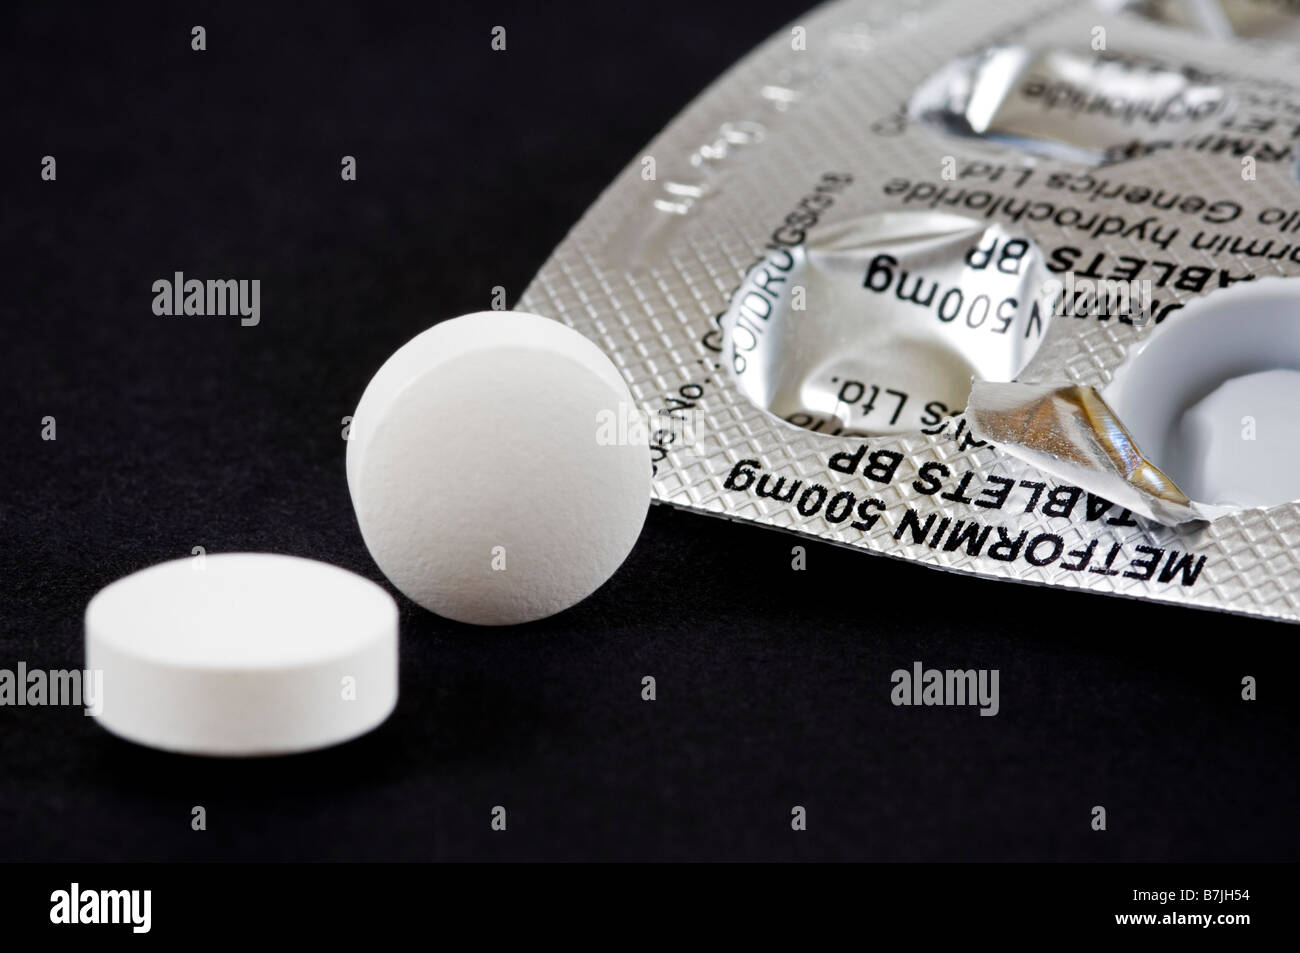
721 212 1054 436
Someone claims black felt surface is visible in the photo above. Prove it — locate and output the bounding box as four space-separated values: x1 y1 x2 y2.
2 1 1296 863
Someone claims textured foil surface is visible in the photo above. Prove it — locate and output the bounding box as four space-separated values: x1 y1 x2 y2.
519 0 1300 624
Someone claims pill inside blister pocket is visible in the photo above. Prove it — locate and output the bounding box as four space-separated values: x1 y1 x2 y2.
719 211 1054 437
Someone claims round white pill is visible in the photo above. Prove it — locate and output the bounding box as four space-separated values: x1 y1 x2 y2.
346 311 651 625
85 553 398 756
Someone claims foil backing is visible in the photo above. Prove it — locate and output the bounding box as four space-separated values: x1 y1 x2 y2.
520 0 1300 625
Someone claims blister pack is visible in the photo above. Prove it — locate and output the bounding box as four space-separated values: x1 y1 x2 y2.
520 0 1300 624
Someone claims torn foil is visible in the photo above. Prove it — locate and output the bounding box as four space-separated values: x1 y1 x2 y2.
965 379 1233 524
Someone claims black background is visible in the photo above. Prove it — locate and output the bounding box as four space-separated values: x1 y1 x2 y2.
1 1 1296 863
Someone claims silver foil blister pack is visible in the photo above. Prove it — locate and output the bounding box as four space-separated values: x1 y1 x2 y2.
520 0 1300 624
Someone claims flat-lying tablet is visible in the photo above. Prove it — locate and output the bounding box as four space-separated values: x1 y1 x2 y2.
346 311 651 625
85 553 398 756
